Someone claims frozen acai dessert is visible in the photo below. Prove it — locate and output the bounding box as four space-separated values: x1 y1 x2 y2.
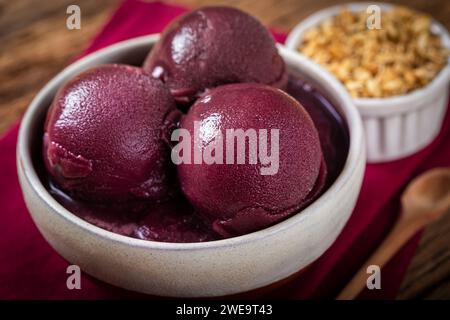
40 7 349 243
177 83 326 237
43 64 178 202
143 6 288 104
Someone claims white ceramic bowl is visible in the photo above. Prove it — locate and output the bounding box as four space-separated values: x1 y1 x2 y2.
286 2 450 163
17 34 365 297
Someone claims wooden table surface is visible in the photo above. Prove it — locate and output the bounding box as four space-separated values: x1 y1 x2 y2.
1 0 449 299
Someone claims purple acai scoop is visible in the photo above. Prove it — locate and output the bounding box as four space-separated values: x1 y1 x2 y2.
43 64 178 203
177 83 327 237
143 6 288 105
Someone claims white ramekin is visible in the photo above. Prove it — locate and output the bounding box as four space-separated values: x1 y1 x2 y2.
286 2 450 163
17 34 365 297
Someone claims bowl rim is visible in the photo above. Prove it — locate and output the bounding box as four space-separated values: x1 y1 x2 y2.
17 34 364 251
285 1 450 112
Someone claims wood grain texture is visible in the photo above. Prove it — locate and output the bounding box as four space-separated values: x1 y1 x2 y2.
0 0 120 135
1 0 449 299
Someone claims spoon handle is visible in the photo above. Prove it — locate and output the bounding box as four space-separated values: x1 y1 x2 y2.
336 216 425 300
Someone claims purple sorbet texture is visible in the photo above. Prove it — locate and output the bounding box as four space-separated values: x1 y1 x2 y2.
177 83 327 237
43 64 178 203
143 6 288 104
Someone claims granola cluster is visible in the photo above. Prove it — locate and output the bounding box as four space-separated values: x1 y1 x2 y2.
298 7 449 98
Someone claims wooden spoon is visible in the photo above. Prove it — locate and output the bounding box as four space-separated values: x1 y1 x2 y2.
336 167 450 300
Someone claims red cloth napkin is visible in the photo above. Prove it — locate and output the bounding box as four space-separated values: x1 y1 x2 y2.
1 0 449 300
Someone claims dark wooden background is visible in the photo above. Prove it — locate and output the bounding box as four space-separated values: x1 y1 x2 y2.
1 0 449 299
